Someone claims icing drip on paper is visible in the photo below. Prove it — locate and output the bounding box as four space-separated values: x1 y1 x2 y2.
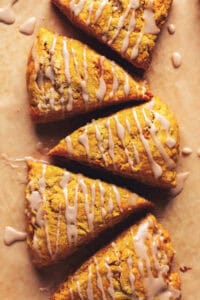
182 147 192 156
19 17 36 35
4 226 27 246
168 24 176 35
171 52 182 68
0 0 18 25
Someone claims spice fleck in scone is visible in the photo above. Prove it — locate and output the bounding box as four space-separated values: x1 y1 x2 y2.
52 0 173 70
49 97 179 188
27 28 152 123
51 214 181 300
25 161 152 267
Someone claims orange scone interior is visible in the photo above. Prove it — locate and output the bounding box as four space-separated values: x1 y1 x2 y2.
52 0 173 70
49 96 180 188
27 28 152 123
51 214 181 300
25 161 152 267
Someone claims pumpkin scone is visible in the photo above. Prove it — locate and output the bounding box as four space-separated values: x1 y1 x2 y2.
49 97 180 188
51 214 181 300
25 161 152 267
52 0 173 70
27 28 152 123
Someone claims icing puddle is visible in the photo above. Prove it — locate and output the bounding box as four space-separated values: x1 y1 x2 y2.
0 0 18 25
4 226 27 246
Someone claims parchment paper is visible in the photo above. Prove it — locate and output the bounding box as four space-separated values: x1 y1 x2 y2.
0 0 200 299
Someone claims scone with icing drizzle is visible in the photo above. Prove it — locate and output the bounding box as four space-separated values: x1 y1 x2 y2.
27 28 152 123
49 97 179 188
25 161 152 267
51 214 181 300
52 0 173 70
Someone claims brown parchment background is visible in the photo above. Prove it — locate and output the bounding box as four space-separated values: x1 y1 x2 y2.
0 0 200 299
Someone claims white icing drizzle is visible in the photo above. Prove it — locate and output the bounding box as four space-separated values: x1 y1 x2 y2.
182 147 192 156
106 119 115 163
167 24 176 35
93 257 107 300
70 0 86 16
109 62 119 98
132 109 163 178
54 203 62 259
66 136 73 154
71 47 89 103
87 265 94 300
19 17 36 35
79 177 95 232
105 257 115 299
86 2 94 25
82 46 89 103
169 172 189 197
102 16 113 41
125 119 140 165
94 0 108 23
108 0 139 45
124 73 130 96
62 38 73 111
107 190 114 214
142 108 176 169
0 0 17 25
4 226 27 246
132 218 181 299
114 116 133 169
166 137 176 149
69 288 74 300
96 56 107 101
143 0 160 34
44 216 53 259
76 280 84 300
49 87 55 109
95 124 107 164
171 52 182 68
127 256 137 300
131 32 143 59
112 185 122 212
29 191 42 211
98 182 107 218
78 127 90 156
121 0 139 53
60 171 78 246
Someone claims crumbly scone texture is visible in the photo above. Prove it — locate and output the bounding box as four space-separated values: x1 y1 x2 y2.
49 96 180 188
51 214 181 300
25 161 152 267
52 0 173 70
27 28 152 123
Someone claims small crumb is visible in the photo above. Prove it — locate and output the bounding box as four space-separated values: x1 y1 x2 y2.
181 147 192 156
180 266 192 273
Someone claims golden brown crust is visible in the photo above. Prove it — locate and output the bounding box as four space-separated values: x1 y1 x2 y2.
52 0 173 70
49 96 180 188
51 214 181 300
25 161 152 267
27 28 152 123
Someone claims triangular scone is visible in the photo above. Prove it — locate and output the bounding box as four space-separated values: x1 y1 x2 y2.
27 28 152 123
51 214 181 300
49 97 180 188
52 0 173 70
25 161 152 267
